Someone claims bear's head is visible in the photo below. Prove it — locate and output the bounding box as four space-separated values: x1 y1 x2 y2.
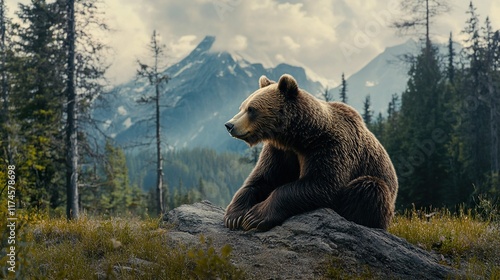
225 74 299 146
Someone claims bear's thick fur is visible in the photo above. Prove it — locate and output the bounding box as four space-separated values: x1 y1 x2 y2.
224 74 398 231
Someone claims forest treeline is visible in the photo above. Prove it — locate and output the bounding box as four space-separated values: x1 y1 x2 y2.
81 145 253 216
0 0 499 217
127 148 253 212
362 3 500 210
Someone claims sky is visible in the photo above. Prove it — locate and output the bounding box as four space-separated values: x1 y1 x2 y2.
5 0 500 86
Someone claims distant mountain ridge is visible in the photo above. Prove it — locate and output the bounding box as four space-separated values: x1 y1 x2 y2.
93 36 322 152
93 36 422 152
332 39 418 114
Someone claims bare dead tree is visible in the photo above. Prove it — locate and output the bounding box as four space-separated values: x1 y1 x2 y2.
136 30 170 215
392 0 450 48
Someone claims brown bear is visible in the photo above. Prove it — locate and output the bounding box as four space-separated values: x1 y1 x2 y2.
224 74 398 231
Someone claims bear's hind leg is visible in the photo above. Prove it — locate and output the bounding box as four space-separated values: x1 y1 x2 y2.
337 176 394 230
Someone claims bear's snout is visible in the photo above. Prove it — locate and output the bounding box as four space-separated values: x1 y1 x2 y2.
225 122 234 132
225 111 252 142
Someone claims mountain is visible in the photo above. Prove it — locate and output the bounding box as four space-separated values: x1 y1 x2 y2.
93 36 436 152
93 36 322 152
334 39 418 115
339 39 462 115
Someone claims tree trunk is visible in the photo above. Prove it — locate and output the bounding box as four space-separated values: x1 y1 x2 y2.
488 75 499 175
0 0 6 113
156 81 164 214
0 0 11 163
136 30 168 215
66 0 79 220
425 0 430 47
154 32 164 214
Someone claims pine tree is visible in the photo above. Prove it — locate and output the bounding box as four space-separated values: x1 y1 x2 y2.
362 95 372 125
370 112 385 139
482 17 499 178
79 140 145 215
381 94 403 187
5 0 108 213
0 0 13 164
11 0 68 209
457 2 492 195
447 32 455 83
339 73 347 103
389 0 456 209
103 140 132 213
387 94 400 119
321 85 332 102
396 43 450 208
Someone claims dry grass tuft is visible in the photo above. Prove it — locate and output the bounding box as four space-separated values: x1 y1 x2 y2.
389 207 500 279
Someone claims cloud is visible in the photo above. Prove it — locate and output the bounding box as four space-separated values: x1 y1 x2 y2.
275 54 285 62
488 1 500 30
104 0 150 84
282 36 301 51
230 35 248 51
169 35 199 60
8 0 492 86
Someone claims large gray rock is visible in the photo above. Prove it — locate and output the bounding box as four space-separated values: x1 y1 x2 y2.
163 201 459 279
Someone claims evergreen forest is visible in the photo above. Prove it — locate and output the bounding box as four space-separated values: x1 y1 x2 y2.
365 3 500 211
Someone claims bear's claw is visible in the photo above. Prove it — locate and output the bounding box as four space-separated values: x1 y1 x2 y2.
224 216 243 230
241 214 269 231
242 210 269 231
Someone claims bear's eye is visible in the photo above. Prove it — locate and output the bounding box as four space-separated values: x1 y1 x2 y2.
247 106 256 114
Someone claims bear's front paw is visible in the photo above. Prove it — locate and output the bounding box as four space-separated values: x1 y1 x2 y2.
224 204 250 230
241 203 284 232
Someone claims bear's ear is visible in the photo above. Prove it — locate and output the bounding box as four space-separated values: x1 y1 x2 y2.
278 74 299 98
259 75 273 88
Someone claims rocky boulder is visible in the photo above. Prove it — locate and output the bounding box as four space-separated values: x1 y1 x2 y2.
163 201 459 279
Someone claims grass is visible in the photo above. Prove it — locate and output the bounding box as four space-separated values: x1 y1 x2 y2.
323 256 378 280
322 206 500 280
0 212 244 280
2 206 499 279
389 208 500 279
